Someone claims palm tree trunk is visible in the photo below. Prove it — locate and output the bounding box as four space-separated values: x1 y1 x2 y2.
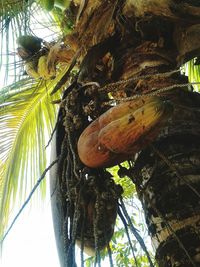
113 14 200 266
50 1 200 266
114 3 200 266
133 104 200 266
114 32 200 267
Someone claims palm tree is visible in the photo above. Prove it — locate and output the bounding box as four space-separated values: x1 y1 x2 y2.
1 1 200 267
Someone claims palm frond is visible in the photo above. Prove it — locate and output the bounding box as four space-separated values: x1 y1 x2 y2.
0 74 64 239
0 1 61 87
0 0 34 85
0 0 75 240
184 59 200 92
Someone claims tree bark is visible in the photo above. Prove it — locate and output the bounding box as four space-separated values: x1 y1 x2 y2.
113 27 200 267
50 1 200 266
133 102 200 266
112 11 200 266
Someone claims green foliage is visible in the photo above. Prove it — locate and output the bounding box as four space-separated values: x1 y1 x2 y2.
37 0 70 12
107 162 136 199
184 59 200 92
0 74 64 239
38 0 55 11
0 0 76 240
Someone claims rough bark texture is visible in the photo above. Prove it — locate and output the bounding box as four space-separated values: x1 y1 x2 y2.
114 28 200 266
133 90 200 267
50 1 200 266
114 2 200 266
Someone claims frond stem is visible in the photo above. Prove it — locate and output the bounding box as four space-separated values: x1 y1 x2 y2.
1 158 59 243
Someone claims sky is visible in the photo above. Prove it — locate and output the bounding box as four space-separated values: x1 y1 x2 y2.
1 184 60 267
0 7 61 266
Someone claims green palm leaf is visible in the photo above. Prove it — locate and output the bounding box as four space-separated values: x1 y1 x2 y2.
0 74 63 239
0 0 70 240
184 59 200 92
